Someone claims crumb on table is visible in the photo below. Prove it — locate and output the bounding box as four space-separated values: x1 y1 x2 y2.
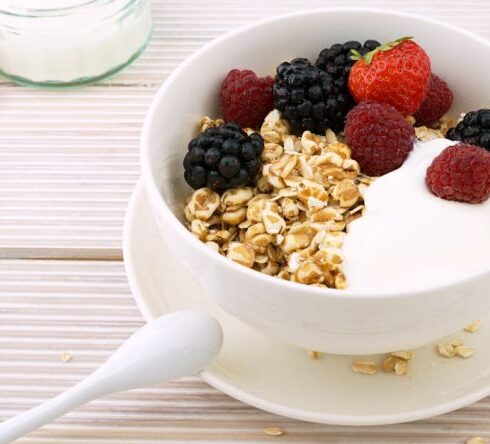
264 426 285 437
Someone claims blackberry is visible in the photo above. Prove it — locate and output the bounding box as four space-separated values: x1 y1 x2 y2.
273 58 344 134
314 40 381 74
273 40 380 135
316 40 381 124
446 109 490 152
183 122 264 191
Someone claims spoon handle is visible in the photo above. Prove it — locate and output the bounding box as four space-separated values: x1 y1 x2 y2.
0 311 222 443
0 377 101 444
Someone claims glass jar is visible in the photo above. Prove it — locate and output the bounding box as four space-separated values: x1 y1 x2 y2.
0 0 152 87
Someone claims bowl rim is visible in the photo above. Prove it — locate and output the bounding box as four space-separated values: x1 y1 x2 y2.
141 6 490 300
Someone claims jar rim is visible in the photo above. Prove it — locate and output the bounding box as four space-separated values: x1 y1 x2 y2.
0 0 146 33
0 0 137 18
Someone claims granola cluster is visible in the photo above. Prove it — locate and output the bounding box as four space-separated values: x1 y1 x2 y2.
184 111 373 289
349 320 481 377
351 350 414 376
437 338 476 359
409 114 455 141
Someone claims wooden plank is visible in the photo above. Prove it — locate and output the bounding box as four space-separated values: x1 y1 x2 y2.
0 259 489 443
0 0 489 258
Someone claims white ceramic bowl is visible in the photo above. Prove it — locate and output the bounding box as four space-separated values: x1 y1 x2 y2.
141 8 490 355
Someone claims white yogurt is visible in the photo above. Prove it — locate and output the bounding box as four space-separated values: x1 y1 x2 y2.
342 138 490 292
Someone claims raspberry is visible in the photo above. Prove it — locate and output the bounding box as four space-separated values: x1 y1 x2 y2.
344 101 415 176
220 69 274 128
414 74 453 126
426 143 490 204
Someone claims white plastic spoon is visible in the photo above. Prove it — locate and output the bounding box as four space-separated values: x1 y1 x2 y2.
0 310 223 444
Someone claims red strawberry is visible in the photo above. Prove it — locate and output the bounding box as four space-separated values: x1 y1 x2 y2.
426 143 490 204
414 74 453 126
220 69 274 128
348 37 431 116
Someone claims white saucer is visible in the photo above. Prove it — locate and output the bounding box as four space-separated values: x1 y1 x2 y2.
123 180 490 426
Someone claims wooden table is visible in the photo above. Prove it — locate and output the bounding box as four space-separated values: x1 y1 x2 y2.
1 1 489 442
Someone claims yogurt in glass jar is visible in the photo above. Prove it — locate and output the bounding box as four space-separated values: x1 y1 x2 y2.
0 0 152 87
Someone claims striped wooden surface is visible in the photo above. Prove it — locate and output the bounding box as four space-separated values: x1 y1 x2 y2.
2 260 490 443
1 0 490 257
1 1 490 442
